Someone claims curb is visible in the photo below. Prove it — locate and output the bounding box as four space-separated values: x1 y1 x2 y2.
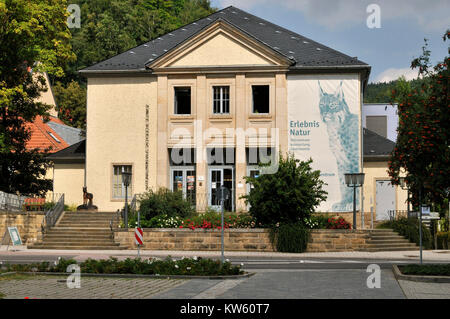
15 271 254 280
392 265 450 283
0 272 17 277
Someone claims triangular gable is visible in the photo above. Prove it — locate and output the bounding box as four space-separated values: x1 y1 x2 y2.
148 20 292 71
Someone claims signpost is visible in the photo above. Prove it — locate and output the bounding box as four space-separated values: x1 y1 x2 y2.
217 186 230 264
135 211 143 258
1 227 23 251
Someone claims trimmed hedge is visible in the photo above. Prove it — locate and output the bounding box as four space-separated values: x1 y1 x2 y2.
377 217 432 249
270 223 310 253
399 264 450 276
1 257 243 276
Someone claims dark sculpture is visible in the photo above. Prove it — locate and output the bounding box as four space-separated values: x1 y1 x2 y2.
77 187 97 211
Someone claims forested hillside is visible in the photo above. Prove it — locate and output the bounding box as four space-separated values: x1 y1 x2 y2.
52 0 217 129
364 77 427 103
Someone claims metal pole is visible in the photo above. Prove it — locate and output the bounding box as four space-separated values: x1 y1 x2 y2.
221 198 224 265
419 188 423 264
353 185 357 230
124 185 128 230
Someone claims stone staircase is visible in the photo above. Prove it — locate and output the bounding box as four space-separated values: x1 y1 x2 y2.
364 229 419 252
28 211 124 250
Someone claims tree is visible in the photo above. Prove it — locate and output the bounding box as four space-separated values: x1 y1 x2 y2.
0 0 75 195
53 81 86 130
388 32 450 209
243 154 328 227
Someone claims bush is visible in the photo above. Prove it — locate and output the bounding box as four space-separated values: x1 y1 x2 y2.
377 217 432 249
399 264 450 276
180 211 256 230
243 154 327 227
326 216 352 229
138 188 194 220
270 223 310 253
437 231 450 249
1 257 243 276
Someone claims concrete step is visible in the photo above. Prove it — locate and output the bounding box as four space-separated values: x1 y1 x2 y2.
57 223 112 227
365 243 418 249
28 245 125 250
30 241 120 246
363 247 419 252
43 235 113 240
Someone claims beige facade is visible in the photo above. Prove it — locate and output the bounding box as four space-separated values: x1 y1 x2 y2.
85 22 291 211
52 163 85 206
81 20 371 213
363 160 408 218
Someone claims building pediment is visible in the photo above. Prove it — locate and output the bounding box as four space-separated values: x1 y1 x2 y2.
148 20 292 73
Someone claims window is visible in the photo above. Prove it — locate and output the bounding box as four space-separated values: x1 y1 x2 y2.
174 87 191 115
252 85 269 114
366 116 387 138
112 165 132 199
213 86 230 114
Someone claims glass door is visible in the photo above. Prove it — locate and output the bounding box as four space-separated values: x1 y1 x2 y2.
209 167 234 211
171 167 196 205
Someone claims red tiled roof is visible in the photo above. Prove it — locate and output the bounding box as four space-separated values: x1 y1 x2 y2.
25 116 70 153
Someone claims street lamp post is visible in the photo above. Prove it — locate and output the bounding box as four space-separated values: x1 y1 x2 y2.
122 171 132 229
399 177 410 217
345 173 365 230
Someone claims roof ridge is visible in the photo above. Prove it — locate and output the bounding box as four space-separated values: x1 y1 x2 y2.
226 6 366 65
80 7 226 72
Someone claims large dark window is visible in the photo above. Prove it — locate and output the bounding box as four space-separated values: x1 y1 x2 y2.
174 87 191 115
252 85 269 114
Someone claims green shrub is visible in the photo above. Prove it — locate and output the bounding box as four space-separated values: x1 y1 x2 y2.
138 188 194 220
377 217 432 249
1 257 243 276
243 154 327 227
399 264 450 276
437 231 450 249
270 223 310 253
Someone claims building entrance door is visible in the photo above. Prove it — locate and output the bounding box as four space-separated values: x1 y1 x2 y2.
376 180 396 220
209 167 234 211
171 167 196 204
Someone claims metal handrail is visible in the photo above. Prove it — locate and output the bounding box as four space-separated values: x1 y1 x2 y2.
110 209 121 232
41 194 64 233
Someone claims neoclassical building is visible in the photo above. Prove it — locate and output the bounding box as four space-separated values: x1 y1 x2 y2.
51 6 406 220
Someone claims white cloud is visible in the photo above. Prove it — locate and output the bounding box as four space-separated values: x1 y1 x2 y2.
372 67 420 83
217 0 450 31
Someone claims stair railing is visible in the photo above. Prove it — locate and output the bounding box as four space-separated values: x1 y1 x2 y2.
41 194 65 233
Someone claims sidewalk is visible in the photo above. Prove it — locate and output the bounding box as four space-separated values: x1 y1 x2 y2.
1 246 450 261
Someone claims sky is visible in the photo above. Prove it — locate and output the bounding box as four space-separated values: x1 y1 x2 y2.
210 0 450 83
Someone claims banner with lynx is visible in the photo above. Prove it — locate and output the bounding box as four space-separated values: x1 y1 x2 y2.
287 74 362 212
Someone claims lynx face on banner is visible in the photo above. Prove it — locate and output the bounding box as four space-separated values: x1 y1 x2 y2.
288 75 361 212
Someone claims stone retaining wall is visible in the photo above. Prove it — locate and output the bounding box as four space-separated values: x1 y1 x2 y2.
114 228 372 252
0 211 45 244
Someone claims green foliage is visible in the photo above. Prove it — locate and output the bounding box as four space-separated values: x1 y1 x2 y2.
127 214 183 228
0 0 74 195
243 154 327 227
388 32 450 208
52 81 87 130
269 223 310 253
363 78 428 103
1 257 243 276
437 231 450 249
138 188 195 220
399 264 450 276
377 217 432 249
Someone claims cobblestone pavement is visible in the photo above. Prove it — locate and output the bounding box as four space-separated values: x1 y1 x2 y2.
398 280 450 299
0 275 187 299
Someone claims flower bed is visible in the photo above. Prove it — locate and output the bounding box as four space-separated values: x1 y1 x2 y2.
1 257 244 276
